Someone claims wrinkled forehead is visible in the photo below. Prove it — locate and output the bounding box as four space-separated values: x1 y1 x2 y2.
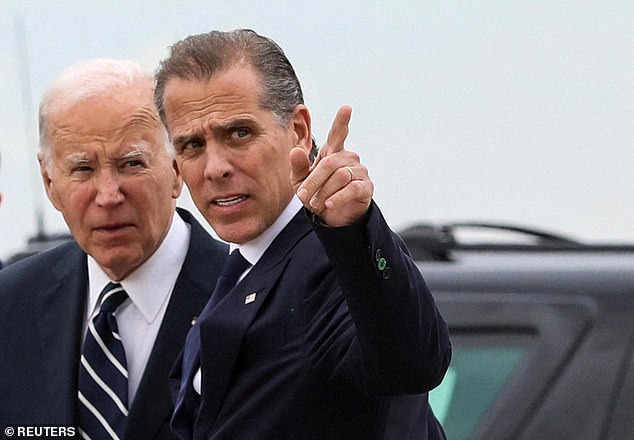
46 112 169 174
49 90 165 143
161 66 264 132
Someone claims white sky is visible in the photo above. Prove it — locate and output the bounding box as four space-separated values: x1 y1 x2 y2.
0 0 632 260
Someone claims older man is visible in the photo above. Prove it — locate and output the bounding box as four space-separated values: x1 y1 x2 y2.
0 59 226 440
155 29 451 439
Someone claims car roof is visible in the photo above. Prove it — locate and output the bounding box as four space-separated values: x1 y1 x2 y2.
400 222 634 298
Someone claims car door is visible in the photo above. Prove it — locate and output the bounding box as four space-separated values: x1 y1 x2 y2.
429 291 597 440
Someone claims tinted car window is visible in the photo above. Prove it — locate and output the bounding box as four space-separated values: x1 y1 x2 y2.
430 333 534 440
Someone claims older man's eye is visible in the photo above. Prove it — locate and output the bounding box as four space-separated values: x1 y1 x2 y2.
71 165 93 173
123 159 144 168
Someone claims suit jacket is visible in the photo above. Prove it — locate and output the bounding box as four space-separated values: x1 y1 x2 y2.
173 202 451 440
0 208 227 440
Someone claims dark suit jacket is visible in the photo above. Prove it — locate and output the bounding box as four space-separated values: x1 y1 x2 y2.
172 202 451 439
0 208 227 440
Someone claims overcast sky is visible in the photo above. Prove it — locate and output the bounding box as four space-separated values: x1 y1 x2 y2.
1 0 632 260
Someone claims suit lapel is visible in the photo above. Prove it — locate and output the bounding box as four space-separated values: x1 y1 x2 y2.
36 244 87 424
126 209 227 440
194 210 312 437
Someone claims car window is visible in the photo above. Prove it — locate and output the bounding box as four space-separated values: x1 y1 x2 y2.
430 333 535 440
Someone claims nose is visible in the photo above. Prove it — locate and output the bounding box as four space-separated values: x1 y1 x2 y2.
94 169 125 207
203 144 234 181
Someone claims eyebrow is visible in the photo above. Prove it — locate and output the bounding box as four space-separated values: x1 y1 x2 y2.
120 148 147 160
63 149 149 167
221 117 255 130
172 117 257 146
63 153 91 165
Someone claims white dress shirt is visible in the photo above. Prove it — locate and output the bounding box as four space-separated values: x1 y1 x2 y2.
86 211 190 401
192 196 303 394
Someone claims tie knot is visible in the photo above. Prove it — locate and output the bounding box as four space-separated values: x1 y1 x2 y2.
221 250 250 284
99 282 128 313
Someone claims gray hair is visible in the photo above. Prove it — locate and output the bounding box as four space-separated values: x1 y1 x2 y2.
154 29 318 160
39 58 174 168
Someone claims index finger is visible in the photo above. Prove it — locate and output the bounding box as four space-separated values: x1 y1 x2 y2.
323 105 352 156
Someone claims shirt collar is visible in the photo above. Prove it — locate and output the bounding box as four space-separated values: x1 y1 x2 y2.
87 211 190 323
231 196 302 265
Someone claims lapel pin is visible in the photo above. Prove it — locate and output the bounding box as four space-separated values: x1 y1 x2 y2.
191 317 197 325
245 293 257 304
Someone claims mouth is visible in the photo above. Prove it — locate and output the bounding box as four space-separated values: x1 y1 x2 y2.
213 195 248 207
94 223 133 233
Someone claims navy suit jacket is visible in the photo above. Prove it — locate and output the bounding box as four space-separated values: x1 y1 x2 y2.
0 208 227 440
172 202 451 440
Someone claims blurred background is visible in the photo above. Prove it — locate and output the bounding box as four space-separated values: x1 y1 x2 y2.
1 0 632 262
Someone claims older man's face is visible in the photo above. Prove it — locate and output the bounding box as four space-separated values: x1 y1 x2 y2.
41 82 182 280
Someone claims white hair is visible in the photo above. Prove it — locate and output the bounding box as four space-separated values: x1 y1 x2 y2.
38 58 174 167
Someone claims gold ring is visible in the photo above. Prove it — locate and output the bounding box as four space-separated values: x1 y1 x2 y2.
345 166 354 183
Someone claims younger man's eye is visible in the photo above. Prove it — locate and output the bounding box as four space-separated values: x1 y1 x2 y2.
233 128 251 139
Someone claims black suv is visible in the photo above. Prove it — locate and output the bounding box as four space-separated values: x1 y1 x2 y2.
399 223 634 440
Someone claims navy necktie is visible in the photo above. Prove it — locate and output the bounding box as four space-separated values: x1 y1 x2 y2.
172 249 250 435
205 249 251 312
78 282 129 440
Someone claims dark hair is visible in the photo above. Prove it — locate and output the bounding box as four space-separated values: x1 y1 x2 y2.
155 29 318 160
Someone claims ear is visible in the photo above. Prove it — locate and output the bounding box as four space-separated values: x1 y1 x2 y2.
289 105 312 154
38 152 62 211
171 158 184 199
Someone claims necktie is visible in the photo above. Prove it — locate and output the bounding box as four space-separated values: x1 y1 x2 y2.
78 282 129 440
172 250 250 434
205 249 251 312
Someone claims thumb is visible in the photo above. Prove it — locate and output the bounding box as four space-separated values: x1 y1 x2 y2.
289 146 311 189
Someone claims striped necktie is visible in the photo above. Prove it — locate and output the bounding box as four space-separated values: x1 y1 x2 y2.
78 282 129 440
